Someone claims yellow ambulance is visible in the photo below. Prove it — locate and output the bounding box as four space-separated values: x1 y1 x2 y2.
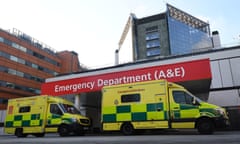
4 95 90 137
101 80 229 135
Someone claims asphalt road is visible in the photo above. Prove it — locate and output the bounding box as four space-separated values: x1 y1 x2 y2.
0 130 240 144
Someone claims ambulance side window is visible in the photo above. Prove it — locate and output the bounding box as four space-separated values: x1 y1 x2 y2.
19 106 31 113
173 91 193 105
50 104 62 115
121 94 140 103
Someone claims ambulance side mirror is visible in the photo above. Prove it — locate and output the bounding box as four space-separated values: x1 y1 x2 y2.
192 98 200 106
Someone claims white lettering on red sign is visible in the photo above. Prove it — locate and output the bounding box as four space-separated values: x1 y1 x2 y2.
154 67 185 79
55 81 95 93
97 72 152 87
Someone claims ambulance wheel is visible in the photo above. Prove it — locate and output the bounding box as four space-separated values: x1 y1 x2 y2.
197 118 214 134
15 128 27 138
121 123 134 135
58 125 70 137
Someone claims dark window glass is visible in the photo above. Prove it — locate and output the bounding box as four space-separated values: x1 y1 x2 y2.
146 26 158 32
172 91 193 105
121 94 140 103
50 104 62 115
19 106 31 113
0 98 8 104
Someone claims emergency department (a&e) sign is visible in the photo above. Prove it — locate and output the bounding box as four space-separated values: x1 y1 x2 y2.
41 59 211 96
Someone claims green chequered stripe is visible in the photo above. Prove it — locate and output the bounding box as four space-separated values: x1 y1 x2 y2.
46 114 73 125
172 105 217 119
102 103 167 122
200 108 218 117
5 114 42 127
172 104 198 119
47 114 62 125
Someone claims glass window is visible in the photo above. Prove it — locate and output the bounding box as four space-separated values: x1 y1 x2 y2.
146 40 160 48
173 91 186 104
16 71 24 77
146 32 159 40
167 16 212 55
10 55 18 62
50 104 62 115
19 106 31 113
8 69 16 75
32 63 38 69
0 98 8 104
60 104 81 114
121 94 140 103
146 26 158 32
172 91 194 105
17 58 25 64
19 45 27 52
147 48 160 57
0 37 4 42
35 89 41 94
12 43 19 49
0 66 8 72
3 39 12 46
33 52 44 59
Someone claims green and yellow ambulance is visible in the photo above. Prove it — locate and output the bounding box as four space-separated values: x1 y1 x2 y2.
101 80 229 135
4 95 90 137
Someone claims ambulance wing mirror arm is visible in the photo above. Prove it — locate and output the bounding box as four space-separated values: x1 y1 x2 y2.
192 97 200 106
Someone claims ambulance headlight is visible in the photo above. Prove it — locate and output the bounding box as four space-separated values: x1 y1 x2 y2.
216 108 225 115
71 118 78 122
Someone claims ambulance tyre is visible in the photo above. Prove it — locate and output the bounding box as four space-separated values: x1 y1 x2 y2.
121 122 134 135
15 128 27 138
197 118 214 134
58 125 70 137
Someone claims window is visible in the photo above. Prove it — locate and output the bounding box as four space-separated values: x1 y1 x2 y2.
19 106 31 113
60 104 81 114
146 40 160 48
146 32 159 40
6 82 14 88
17 58 25 64
147 48 160 57
16 71 24 77
50 104 62 115
172 91 194 105
0 37 4 42
146 26 158 32
32 63 38 69
8 69 17 75
19 45 27 52
10 55 18 62
12 43 19 49
121 94 140 103
0 98 8 104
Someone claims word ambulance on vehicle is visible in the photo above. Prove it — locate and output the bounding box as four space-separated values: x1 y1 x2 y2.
101 80 229 135
4 95 90 137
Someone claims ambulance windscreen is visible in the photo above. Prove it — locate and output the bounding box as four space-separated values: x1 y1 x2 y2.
60 104 81 114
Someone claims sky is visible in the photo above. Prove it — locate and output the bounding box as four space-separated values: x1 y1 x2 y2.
1 0 240 68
